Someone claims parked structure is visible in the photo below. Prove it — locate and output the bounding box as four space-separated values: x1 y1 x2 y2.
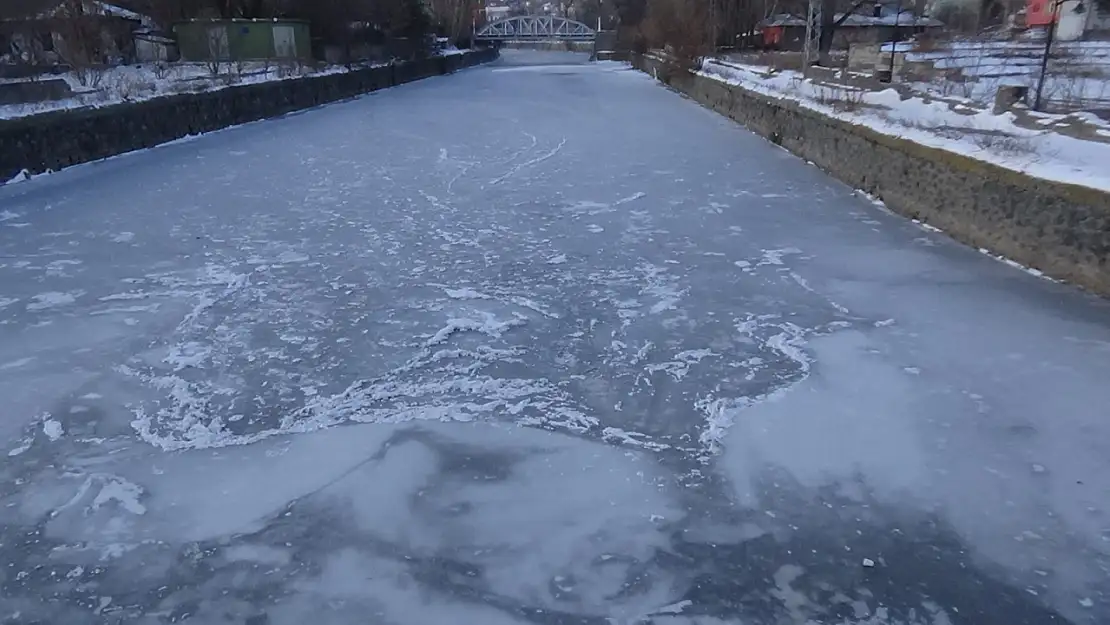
760 5 943 51
174 19 311 62
1027 0 1110 39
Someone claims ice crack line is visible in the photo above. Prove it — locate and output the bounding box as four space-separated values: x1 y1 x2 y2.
489 137 567 185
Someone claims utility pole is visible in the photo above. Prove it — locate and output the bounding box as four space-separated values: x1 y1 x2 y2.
1033 0 1063 111
802 0 822 72
887 0 902 79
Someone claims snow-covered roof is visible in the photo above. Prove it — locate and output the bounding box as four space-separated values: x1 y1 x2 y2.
0 0 153 24
97 2 144 21
879 40 916 52
761 11 943 27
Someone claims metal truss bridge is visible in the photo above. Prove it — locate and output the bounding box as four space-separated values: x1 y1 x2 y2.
474 16 597 41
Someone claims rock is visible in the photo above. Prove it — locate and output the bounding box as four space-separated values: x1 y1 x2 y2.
993 85 1029 114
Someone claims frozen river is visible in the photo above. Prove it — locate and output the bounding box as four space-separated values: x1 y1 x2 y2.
1 50 1109 624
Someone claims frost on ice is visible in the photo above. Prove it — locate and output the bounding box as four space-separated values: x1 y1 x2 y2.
0 50 1107 625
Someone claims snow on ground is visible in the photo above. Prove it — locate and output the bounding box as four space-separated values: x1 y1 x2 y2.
903 39 1110 108
1 49 1109 624
701 57 1110 193
0 61 356 119
0 50 465 120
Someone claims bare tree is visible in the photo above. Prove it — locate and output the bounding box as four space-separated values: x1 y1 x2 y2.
52 0 110 86
643 0 712 68
613 0 649 50
818 0 872 56
427 0 478 45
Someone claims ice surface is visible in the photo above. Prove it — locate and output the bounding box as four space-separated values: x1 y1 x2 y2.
1 50 1108 624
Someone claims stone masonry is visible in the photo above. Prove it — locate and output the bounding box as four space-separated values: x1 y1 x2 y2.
631 54 1110 297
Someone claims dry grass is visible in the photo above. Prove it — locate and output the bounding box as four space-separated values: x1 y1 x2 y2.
901 118 1039 156
812 84 866 112
970 131 1036 155
275 58 305 79
107 73 156 101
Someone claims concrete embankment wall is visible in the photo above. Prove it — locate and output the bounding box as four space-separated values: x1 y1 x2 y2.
0 49 497 182
631 54 1110 297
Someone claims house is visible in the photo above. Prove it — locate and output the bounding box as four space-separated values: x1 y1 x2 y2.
759 5 943 51
0 0 152 71
1026 0 1110 39
174 19 311 62
485 5 512 22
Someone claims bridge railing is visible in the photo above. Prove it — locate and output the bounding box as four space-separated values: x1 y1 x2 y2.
475 16 597 42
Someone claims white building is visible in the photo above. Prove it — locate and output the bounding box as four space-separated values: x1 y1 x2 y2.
485 5 511 22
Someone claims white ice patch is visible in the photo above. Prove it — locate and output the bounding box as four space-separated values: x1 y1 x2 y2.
602 426 672 451
0 357 35 370
8 441 32 457
32 418 687 620
696 396 736 459
639 262 687 315
26 290 84 311
111 232 135 243
912 218 943 233
442 287 491 300
721 330 926 497
164 341 213 370
651 600 693 615
275 251 310 264
90 304 162 316
43 418 65 441
129 313 601 451
757 248 803 266
614 191 647 205
424 313 527 347
645 349 716 382
977 247 1055 282
91 476 146 515
547 254 568 265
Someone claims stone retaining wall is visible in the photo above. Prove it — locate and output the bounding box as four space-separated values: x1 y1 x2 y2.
631 54 1110 296
0 79 73 105
0 49 497 183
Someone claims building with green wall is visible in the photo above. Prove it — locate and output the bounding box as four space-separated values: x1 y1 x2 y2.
174 19 311 62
